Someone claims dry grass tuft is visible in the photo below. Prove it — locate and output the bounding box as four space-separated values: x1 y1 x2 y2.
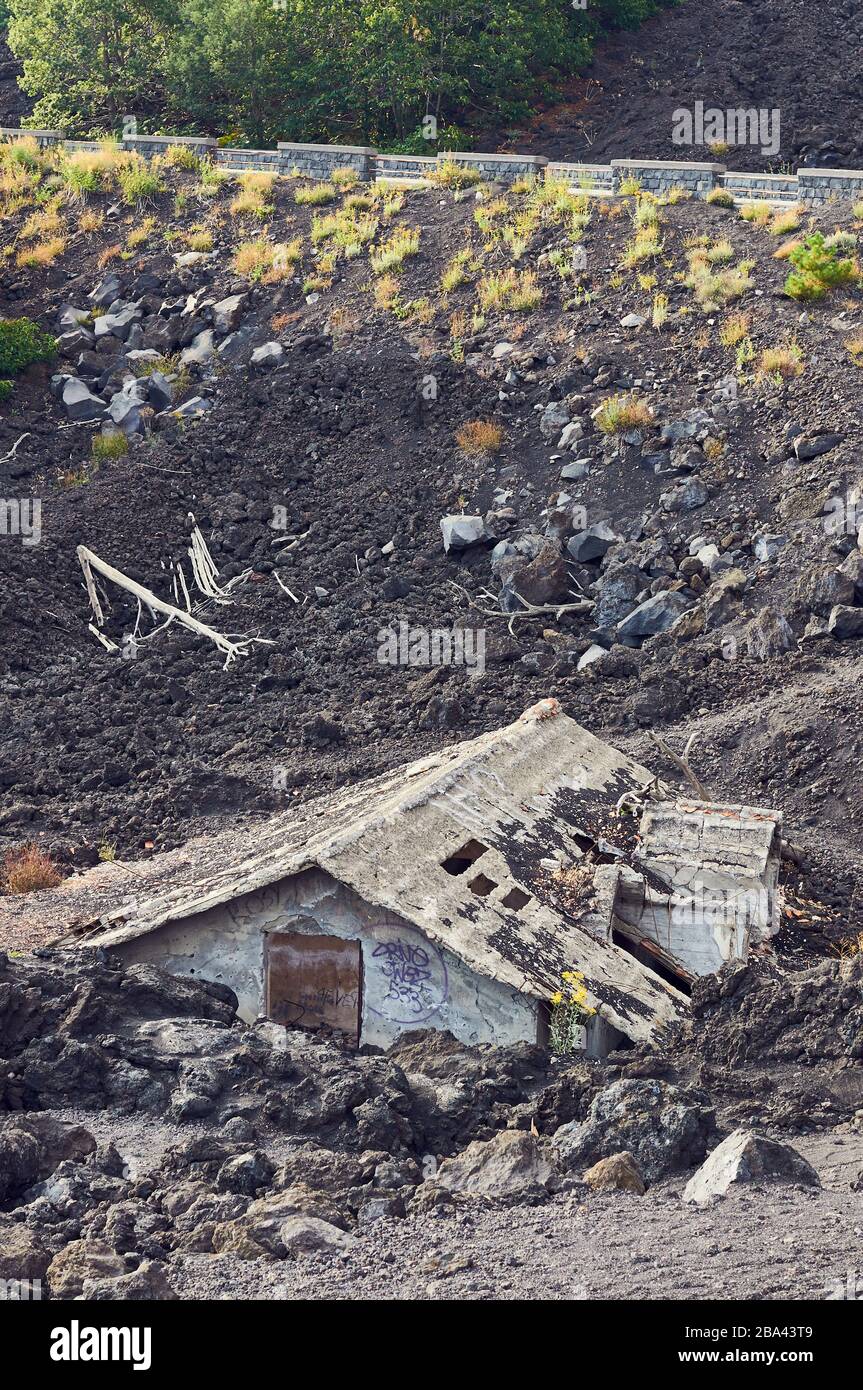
594 394 653 434
455 419 504 458
1 844 62 895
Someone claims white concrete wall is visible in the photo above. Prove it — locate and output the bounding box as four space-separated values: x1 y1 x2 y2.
115 868 541 1049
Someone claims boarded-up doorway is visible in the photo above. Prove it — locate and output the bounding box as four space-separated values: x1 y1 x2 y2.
266 933 362 1045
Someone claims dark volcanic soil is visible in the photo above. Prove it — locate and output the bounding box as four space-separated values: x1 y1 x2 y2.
485 0 863 173
2 163 863 953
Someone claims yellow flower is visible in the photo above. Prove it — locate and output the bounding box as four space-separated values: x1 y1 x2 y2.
550 991 563 1005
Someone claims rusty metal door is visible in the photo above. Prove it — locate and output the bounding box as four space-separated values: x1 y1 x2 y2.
266 933 362 1044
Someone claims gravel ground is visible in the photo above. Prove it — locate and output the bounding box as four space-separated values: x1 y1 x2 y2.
52 1109 863 1301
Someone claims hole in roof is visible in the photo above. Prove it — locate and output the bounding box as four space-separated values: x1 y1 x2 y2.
469 873 497 897
441 839 488 876
501 887 531 911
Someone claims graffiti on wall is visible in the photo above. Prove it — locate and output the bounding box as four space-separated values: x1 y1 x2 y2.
368 924 448 1025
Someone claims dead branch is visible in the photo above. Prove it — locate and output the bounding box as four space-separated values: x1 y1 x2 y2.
449 580 592 636
187 513 232 603
649 731 712 803
77 545 274 670
0 433 30 463
274 572 301 603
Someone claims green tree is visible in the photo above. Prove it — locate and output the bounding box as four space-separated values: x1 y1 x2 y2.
8 0 174 133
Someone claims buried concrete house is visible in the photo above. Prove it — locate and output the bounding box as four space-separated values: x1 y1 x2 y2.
51 700 782 1057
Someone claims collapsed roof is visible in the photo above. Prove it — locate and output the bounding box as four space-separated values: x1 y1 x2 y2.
51 699 691 1042
24 700 780 1047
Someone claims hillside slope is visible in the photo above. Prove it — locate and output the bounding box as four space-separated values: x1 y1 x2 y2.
1 150 863 947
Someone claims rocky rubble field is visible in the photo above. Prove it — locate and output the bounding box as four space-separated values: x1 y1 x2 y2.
0 949 861 1300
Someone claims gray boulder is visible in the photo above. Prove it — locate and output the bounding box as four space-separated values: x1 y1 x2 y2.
107 378 149 435
47 1240 127 1300
828 605 863 640
661 477 709 512
557 419 584 451
498 537 570 607
56 328 93 355
838 550 863 600
683 1130 820 1204
567 523 620 564
171 395 211 419
83 1259 178 1301
793 432 842 461
435 1130 556 1199
88 274 122 308
577 643 608 671
181 329 216 367
743 608 796 660
279 1217 356 1258
540 400 571 438
57 304 91 330
553 1079 715 1183
250 341 284 370
62 378 106 422
801 565 856 617
617 590 691 644
593 564 644 628
441 515 488 553
212 294 247 335
94 306 140 342
146 370 173 412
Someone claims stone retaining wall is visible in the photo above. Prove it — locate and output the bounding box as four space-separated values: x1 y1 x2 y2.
439 150 548 183
3 126 863 205
611 158 724 196
797 168 863 206
277 141 375 181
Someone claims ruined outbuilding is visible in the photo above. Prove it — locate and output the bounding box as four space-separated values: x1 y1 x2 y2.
49 700 781 1057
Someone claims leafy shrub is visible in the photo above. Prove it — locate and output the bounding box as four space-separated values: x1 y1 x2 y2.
162 143 201 170
0 317 56 375
294 182 337 207
370 227 420 274
758 338 804 379
719 311 750 346
331 167 359 189
769 206 802 236
432 160 482 190
784 232 857 300
17 235 66 267
0 379 13 400
739 201 771 225
9 0 681 148
705 188 736 208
